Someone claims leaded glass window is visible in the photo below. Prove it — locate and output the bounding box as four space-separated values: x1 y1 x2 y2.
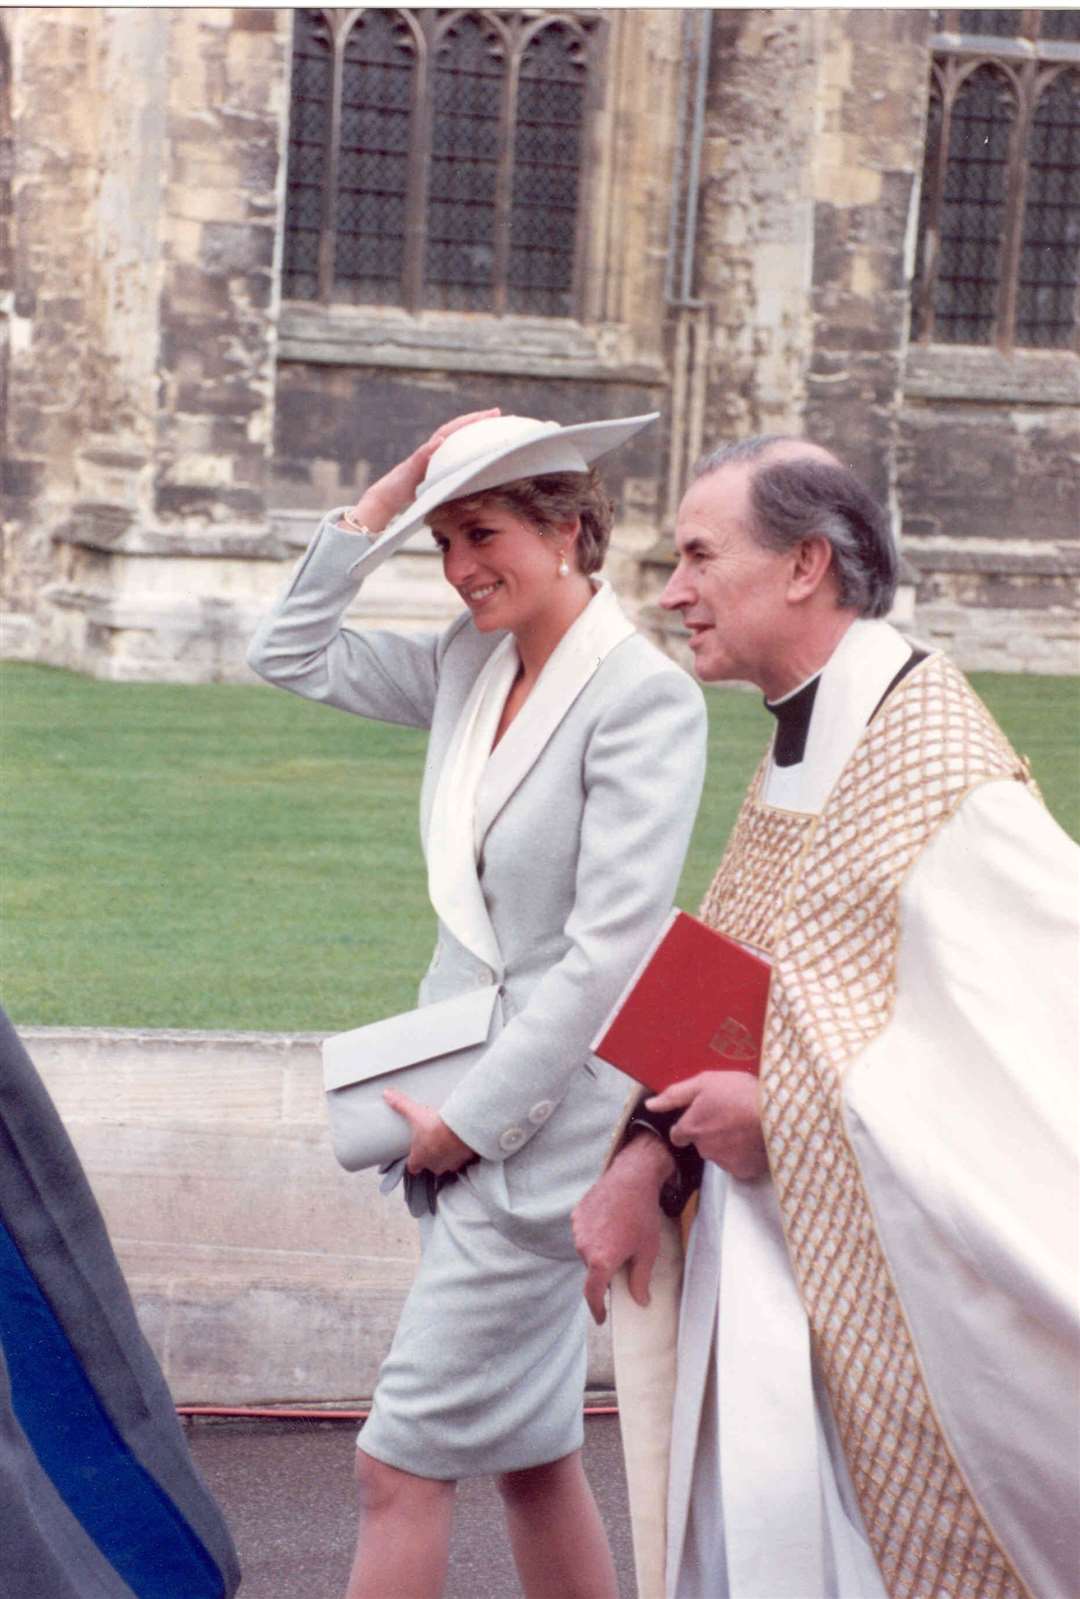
425 13 505 312
1040 12 1080 43
1017 69 1080 345
509 26 590 316
954 10 1024 37
912 13 1080 350
281 10 335 302
334 11 415 306
281 8 600 317
932 65 1016 344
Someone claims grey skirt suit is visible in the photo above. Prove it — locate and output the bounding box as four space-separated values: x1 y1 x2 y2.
248 515 706 1477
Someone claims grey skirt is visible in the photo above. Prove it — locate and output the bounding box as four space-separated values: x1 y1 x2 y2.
357 1176 589 1479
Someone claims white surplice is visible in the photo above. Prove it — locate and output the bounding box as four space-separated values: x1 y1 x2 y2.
626 621 1080 1599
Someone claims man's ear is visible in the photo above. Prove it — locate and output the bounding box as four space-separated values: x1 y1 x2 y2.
787 535 834 601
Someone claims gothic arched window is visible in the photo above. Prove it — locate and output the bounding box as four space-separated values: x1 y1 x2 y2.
335 10 416 306
911 11 1080 351
281 8 600 317
424 12 505 312
1017 67 1080 346
281 9 336 303
509 25 591 316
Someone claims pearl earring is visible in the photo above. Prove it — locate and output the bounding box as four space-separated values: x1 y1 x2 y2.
557 553 570 578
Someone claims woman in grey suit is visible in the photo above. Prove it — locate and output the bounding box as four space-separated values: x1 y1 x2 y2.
247 409 706 1599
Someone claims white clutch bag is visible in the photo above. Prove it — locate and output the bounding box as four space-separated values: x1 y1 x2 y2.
322 985 500 1171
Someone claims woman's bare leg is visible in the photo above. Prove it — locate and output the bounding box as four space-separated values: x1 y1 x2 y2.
496 1450 619 1599
345 1450 456 1599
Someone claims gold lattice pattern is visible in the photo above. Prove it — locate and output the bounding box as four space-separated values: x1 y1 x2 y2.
760 657 1033 1599
698 756 814 950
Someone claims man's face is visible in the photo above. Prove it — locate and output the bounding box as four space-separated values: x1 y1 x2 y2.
661 464 794 693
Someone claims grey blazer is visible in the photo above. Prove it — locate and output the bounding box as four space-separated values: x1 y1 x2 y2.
248 516 707 1258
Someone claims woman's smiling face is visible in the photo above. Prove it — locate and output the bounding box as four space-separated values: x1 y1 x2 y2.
429 497 574 636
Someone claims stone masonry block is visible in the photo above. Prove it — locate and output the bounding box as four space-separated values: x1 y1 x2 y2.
200 221 275 275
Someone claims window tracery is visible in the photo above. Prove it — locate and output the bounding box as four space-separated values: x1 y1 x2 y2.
911 11 1080 351
282 8 600 318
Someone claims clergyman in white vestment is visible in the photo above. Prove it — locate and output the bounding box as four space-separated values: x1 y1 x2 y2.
573 436 1080 1599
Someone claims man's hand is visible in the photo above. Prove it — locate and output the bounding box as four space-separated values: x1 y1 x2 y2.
645 1072 767 1181
383 1089 476 1176
572 1134 675 1326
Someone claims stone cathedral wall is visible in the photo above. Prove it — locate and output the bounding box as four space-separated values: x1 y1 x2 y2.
1 7 1076 681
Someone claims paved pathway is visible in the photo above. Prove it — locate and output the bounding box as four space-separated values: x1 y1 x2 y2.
188 1413 637 1598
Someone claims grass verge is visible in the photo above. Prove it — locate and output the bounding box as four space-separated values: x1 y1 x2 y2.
2 662 1076 1031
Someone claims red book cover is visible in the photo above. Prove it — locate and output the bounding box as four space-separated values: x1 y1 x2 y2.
592 910 772 1092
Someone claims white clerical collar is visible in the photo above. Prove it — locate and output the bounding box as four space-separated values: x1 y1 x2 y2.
766 668 824 709
762 621 915 815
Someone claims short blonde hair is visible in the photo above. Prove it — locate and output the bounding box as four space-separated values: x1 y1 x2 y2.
440 467 615 575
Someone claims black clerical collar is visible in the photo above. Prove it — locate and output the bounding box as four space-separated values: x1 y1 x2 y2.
764 672 821 768
764 645 928 769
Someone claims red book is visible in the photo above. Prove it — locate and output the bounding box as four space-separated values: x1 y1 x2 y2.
592 910 772 1093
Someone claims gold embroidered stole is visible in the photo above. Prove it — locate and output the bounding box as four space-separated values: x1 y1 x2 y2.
700 654 1036 1599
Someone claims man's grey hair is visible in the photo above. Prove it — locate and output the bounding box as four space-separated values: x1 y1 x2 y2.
693 435 898 619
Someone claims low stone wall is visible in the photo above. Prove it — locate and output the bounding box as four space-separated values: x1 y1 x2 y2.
22 1026 614 1406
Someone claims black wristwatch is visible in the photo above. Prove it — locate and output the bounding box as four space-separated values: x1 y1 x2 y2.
627 1106 704 1217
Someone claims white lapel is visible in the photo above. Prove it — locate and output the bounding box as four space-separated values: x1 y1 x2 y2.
426 636 519 974
424 582 637 974
762 620 916 815
474 580 636 845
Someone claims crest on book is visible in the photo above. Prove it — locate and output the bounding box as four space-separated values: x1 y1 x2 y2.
710 1017 756 1062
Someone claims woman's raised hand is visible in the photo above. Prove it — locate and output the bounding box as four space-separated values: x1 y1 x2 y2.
343 409 501 535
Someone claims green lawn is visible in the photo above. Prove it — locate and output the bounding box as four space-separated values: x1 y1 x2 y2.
2 662 1076 1032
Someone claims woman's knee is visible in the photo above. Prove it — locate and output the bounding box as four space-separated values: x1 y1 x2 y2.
355 1449 454 1518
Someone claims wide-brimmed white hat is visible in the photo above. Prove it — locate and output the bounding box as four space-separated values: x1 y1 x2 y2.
359 411 658 572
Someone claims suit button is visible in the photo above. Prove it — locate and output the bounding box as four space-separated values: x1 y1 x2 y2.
528 1100 554 1126
499 1126 526 1153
